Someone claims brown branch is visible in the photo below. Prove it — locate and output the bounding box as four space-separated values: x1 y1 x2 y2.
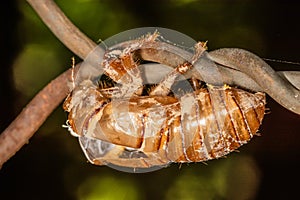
26 0 97 59
0 0 94 167
0 66 78 167
208 49 300 114
133 41 300 114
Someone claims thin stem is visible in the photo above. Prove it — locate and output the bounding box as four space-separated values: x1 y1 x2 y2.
26 0 97 59
0 66 78 167
208 48 300 114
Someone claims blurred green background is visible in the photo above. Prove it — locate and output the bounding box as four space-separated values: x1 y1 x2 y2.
0 0 299 199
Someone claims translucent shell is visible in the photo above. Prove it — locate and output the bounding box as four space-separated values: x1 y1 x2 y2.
64 83 265 172
63 28 266 173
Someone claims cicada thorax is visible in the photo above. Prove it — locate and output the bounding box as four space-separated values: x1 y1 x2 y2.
83 94 179 149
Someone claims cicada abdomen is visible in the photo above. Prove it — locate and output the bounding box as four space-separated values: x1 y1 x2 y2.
175 86 265 163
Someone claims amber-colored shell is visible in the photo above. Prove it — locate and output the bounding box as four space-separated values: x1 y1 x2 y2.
64 84 265 168
63 35 266 170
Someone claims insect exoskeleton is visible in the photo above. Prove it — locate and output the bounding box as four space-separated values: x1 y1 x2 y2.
64 83 265 167
63 28 266 172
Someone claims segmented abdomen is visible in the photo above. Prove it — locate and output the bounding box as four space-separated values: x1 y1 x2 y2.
168 87 265 162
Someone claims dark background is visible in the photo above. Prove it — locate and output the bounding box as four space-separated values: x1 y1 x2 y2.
0 0 299 199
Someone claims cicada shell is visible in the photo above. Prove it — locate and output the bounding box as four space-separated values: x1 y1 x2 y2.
63 28 266 172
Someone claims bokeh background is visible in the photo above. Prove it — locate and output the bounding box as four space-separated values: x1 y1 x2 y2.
0 0 299 199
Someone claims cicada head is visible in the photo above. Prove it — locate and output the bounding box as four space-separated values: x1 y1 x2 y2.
63 79 110 137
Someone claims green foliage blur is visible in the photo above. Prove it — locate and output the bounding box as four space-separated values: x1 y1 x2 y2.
1 0 300 200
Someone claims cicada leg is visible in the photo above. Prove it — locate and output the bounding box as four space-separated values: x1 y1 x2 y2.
190 76 201 90
102 50 143 98
149 62 193 96
150 42 207 96
117 53 144 97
